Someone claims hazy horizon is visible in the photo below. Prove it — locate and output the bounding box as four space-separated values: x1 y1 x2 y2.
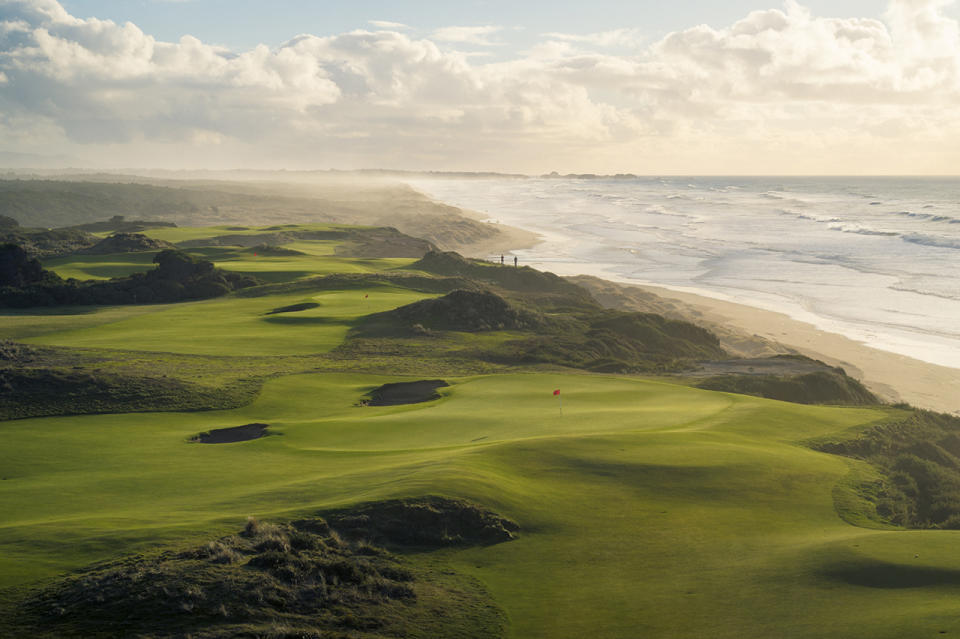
2 0 959 175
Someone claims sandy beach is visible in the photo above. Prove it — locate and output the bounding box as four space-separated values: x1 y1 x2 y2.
410 181 960 417
574 275 960 415
470 223 960 414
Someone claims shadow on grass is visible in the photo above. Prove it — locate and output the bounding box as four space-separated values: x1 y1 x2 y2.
260 315 343 326
0 306 100 316
231 270 315 284
821 560 960 589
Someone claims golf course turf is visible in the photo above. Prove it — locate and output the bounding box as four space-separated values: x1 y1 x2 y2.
2 227 959 638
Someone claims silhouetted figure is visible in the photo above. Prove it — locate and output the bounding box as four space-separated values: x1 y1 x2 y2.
513 256 518 268
500 254 504 265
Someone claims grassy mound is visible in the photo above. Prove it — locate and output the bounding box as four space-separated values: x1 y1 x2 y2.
0 340 36 364
238 272 476 298
0 367 258 420
0 249 261 307
488 310 725 373
359 289 542 335
697 370 878 405
68 216 177 233
814 409 960 528
333 227 436 258
693 354 838 377
0 228 98 258
78 232 174 254
365 380 449 406
178 227 435 259
0 243 64 288
15 499 513 638
247 244 307 257
321 496 520 547
411 250 596 312
2 369 952 639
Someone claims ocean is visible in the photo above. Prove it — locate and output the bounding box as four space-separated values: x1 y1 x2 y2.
410 176 960 370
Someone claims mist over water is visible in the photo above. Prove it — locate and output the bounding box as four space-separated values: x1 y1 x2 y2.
412 176 960 370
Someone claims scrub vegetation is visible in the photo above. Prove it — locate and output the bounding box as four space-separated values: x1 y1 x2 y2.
1 215 959 638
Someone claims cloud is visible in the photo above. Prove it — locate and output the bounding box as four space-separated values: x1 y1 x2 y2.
541 28 645 48
431 25 504 46
369 20 410 30
1 0 959 172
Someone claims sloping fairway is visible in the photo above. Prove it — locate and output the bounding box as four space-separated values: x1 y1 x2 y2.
137 223 343 244
2 372 959 637
11 286 436 355
43 251 161 280
43 243 415 283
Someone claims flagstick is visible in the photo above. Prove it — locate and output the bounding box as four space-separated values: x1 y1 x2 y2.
559 395 562 416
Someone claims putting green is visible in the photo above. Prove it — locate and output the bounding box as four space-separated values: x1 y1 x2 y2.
13 286 436 355
2 371 955 637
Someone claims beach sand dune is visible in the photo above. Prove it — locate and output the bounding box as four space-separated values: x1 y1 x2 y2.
573 275 959 415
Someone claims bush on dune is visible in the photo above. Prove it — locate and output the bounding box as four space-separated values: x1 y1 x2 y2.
0 247 261 307
816 409 960 529
697 370 878 405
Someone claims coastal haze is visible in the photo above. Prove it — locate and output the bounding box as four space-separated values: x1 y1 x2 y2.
413 176 960 370
6 0 960 638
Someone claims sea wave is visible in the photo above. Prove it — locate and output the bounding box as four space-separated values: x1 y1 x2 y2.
889 285 960 302
829 223 899 236
785 210 842 223
410 175 960 370
902 233 960 250
893 210 960 224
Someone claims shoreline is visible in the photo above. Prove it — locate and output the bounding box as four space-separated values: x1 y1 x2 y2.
632 283 960 415
427 196 960 415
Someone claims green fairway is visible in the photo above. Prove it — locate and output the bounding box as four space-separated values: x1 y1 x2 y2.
43 251 161 280
5 227 959 638
43 242 415 284
138 223 345 244
3 370 958 637
10 286 436 355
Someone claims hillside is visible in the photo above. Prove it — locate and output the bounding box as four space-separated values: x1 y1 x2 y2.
0 223 958 639
0 177 521 254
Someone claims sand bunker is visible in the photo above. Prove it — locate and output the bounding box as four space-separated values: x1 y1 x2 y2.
366 380 449 406
192 423 270 444
265 302 320 315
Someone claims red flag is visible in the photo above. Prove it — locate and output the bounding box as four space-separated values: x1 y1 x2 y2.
364 294 369 299
553 389 560 396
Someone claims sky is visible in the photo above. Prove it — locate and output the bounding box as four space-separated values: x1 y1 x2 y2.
1 0 959 174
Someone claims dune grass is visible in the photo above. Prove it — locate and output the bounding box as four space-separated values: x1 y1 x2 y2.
5 232 960 638
4 369 959 637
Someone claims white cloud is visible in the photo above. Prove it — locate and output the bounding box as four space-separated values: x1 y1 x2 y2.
369 20 410 30
431 25 504 46
1 0 959 172
541 28 645 48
